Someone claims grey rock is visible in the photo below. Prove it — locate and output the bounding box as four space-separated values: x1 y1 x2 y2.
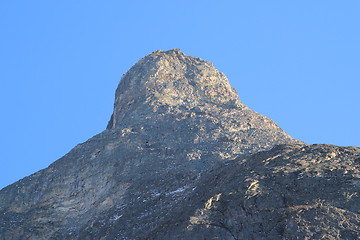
0 49 358 239
152 144 360 239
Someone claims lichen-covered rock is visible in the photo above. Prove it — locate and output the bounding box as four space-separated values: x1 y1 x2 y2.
1 50 358 239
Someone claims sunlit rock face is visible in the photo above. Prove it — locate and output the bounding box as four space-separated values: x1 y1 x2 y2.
2 50 358 240
107 49 299 158
107 49 242 129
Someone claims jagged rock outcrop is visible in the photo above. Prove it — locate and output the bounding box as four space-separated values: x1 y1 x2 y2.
150 144 360 239
0 49 359 239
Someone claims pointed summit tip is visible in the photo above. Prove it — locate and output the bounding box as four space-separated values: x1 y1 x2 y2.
145 48 202 62
152 48 183 55
153 48 184 54
143 48 193 62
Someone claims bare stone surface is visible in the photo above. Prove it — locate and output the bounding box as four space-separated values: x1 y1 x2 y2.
0 49 359 239
150 144 360 239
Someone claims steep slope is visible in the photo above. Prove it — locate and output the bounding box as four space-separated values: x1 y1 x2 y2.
1 49 357 239
106 49 298 155
149 144 360 239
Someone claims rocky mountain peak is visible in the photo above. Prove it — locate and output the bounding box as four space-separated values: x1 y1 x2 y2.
107 49 242 129
104 49 300 158
4 50 357 240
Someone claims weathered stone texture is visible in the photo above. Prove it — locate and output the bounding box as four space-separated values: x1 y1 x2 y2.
0 49 358 239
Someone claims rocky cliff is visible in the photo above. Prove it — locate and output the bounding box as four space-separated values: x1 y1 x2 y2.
0 49 359 239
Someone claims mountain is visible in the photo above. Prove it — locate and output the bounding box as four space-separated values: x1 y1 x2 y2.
1 49 359 239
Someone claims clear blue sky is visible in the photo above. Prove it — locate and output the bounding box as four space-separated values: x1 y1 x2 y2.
1 1 359 189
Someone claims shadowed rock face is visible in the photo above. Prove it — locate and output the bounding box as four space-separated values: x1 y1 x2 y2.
0 49 359 239
150 144 360 239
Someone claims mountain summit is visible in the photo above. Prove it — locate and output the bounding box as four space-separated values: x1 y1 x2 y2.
107 49 242 129
106 49 299 157
1 50 359 239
